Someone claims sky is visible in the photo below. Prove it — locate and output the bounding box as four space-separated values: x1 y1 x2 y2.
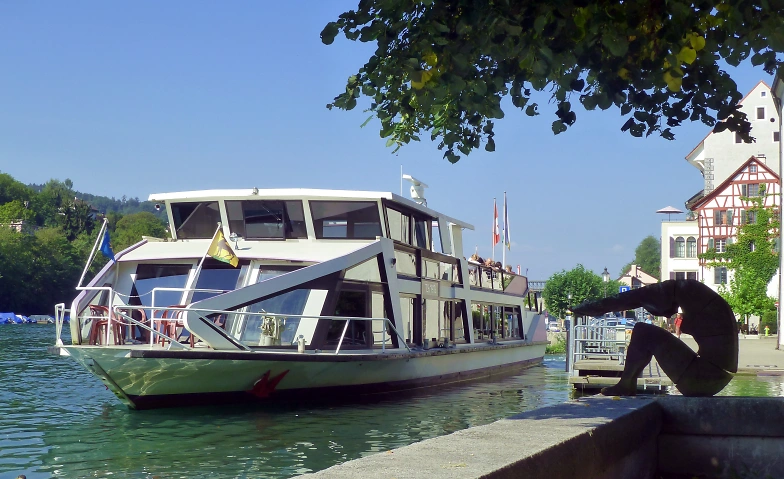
0 2 775 282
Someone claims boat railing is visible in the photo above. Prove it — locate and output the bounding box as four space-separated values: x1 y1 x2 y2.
83 303 412 354
66 285 232 347
54 303 68 346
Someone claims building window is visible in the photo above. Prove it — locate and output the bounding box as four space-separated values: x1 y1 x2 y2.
714 267 728 285
762 91 767 97
749 240 756 252
749 164 758 173
675 272 686 280
757 107 765 120
675 237 685 258
686 271 697 280
714 209 732 225
686 237 697 257
741 183 761 197
715 238 727 253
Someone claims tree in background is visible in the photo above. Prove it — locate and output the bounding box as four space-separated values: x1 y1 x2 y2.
112 212 169 252
619 235 661 279
0 171 169 314
322 0 782 162
542 264 622 319
699 196 779 327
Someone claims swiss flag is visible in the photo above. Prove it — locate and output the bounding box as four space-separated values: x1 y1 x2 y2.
493 200 500 246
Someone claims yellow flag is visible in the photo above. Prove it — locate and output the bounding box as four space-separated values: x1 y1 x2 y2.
207 230 239 267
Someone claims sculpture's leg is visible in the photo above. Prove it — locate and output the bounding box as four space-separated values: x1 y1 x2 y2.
601 323 696 396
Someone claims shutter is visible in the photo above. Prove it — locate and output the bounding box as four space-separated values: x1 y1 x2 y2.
760 183 765 196
727 210 733 225
775 238 780 253
714 210 721 224
714 268 721 284
741 184 747 197
669 237 675 258
728 237 734 245
708 238 715 250
670 272 675 280
740 210 747 225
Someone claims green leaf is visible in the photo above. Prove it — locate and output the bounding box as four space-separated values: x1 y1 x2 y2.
320 22 340 45
525 104 539 116
552 120 567 134
601 33 628 57
485 138 496 152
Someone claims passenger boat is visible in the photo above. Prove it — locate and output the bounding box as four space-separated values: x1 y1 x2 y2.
50 185 548 409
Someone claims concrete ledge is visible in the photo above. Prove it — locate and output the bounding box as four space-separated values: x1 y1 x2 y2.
657 396 784 437
296 396 784 479
297 397 661 479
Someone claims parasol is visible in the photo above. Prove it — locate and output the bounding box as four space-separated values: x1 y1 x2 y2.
656 205 684 221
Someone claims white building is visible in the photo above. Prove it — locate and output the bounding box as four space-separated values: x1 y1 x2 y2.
662 81 781 304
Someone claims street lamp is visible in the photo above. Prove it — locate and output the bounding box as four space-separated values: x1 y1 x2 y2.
602 267 610 298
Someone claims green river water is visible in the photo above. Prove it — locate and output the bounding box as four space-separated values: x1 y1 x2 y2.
0 325 781 479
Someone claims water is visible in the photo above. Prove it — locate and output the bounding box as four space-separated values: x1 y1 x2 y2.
0 326 573 479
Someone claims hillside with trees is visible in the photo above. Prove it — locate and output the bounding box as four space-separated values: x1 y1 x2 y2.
0 172 168 315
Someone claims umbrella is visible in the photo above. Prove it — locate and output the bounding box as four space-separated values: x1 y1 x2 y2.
656 205 684 221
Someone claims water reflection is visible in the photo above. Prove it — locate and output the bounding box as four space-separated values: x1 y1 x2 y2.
1 327 571 479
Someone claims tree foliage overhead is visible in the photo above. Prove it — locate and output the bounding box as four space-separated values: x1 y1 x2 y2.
322 0 784 162
620 235 661 279
699 195 779 321
542 264 622 319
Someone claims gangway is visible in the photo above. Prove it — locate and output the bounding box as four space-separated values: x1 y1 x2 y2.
567 315 671 393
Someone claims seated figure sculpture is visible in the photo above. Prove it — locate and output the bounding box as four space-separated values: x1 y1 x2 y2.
571 279 738 397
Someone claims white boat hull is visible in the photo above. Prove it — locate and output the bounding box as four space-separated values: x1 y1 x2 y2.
61 341 547 409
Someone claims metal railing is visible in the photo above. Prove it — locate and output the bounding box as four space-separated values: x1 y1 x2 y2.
56 296 411 354
569 317 629 374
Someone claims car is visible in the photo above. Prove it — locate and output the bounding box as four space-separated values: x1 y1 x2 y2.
547 322 560 332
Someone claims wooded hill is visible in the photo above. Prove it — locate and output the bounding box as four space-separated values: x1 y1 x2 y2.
0 172 168 315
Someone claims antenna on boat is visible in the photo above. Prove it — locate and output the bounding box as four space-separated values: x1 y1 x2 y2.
402 174 428 207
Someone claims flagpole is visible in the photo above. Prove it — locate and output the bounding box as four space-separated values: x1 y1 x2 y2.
193 223 223 285
77 218 108 289
492 198 496 262
502 192 507 270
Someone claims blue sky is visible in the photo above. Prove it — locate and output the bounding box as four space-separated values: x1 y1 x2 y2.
0 2 773 281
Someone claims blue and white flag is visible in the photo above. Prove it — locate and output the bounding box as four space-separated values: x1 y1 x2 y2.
100 228 116 262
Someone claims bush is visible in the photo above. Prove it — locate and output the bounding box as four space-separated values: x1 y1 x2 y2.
760 310 778 335
546 334 566 354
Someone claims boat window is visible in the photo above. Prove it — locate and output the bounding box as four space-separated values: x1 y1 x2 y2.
190 259 247 303
399 296 416 345
284 201 308 238
239 289 311 346
226 200 285 239
310 201 382 239
386 207 410 243
414 217 430 249
431 221 443 253
325 290 369 346
171 202 221 239
233 266 307 345
344 257 382 283
129 264 192 310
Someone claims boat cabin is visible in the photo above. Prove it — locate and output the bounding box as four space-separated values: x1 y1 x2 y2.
69 189 531 353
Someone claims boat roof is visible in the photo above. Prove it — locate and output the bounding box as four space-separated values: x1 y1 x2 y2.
148 188 474 230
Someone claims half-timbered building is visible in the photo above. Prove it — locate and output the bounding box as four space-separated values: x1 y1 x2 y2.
688 156 780 287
